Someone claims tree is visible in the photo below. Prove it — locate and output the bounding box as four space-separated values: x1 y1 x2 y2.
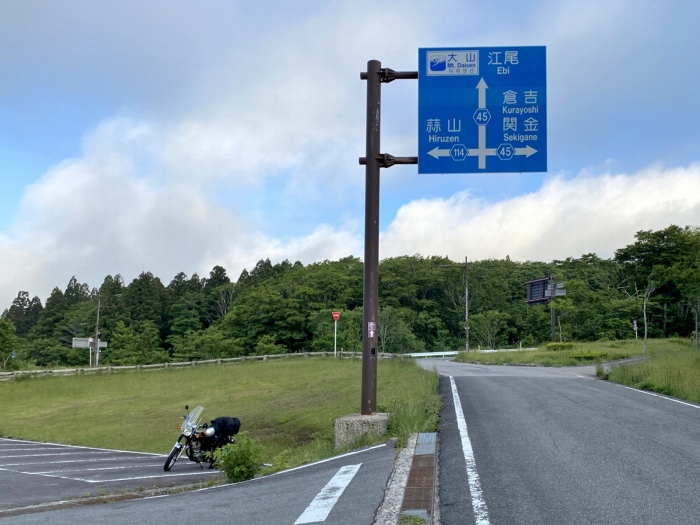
0 318 19 370
3 291 42 337
26 338 85 367
676 266 700 350
471 310 507 350
663 229 700 349
123 272 169 339
209 285 236 323
168 293 207 338
28 287 68 340
167 272 204 299
377 306 424 354
223 282 305 353
64 276 90 306
642 280 656 354
170 325 243 361
102 320 168 365
203 266 234 325
94 275 129 344
204 265 231 294
615 225 700 337
253 335 286 356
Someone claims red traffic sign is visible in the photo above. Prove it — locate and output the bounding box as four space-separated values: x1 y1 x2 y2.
332 311 341 321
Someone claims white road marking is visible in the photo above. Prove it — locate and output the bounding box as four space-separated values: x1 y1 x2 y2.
272 444 384 476
31 464 165 474
0 437 163 456
294 464 361 524
0 452 116 458
2 468 221 483
450 375 491 525
0 447 80 452
616 383 700 409
573 376 700 410
0 456 156 467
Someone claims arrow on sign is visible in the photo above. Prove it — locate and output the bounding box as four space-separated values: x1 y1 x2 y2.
514 145 538 157
427 147 452 159
476 78 488 109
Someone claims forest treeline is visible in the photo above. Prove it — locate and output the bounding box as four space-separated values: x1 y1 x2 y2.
1 225 699 369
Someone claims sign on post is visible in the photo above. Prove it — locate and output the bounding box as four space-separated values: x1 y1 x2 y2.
418 46 546 174
72 337 107 349
332 311 341 358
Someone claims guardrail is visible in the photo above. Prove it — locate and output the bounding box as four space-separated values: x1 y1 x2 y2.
407 351 459 358
0 349 458 381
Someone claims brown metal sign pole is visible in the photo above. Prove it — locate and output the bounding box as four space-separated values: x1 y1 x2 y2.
361 60 381 415
359 62 418 415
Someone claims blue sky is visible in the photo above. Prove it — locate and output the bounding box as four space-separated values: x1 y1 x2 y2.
2 0 700 309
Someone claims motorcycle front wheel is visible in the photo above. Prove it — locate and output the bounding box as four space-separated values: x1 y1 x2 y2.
163 443 183 471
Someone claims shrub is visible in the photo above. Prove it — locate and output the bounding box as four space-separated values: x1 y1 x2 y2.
253 335 286 356
546 342 574 351
634 381 673 396
595 364 609 379
213 431 263 482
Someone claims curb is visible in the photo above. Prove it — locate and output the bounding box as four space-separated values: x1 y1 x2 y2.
374 434 417 525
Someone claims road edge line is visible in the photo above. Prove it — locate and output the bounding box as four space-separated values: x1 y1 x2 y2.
449 375 491 525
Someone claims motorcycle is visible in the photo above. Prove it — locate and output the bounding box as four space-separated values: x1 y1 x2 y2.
163 405 240 471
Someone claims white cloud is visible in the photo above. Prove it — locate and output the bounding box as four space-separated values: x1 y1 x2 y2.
3 112 700 310
0 114 364 308
3 0 700 313
380 163 700 262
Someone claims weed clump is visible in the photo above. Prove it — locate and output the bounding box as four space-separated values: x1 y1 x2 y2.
546 342 574 351
213 432 263 482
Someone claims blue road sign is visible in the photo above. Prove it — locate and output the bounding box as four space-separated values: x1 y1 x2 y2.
418 46 546 174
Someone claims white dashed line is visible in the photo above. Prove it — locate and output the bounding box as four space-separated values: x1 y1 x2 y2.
294 464 361 524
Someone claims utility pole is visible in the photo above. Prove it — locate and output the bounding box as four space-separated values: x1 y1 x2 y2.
464 256 469 352
94 294 101 368
549 275 556 342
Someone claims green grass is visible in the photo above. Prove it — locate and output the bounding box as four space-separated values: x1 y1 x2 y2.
602 340 700 403
455 339 646 366
0 357 440 472
452 338 695 367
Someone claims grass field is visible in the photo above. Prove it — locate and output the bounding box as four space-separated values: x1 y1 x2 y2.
454 339 667 366
600 339 700 403
0 357 439 472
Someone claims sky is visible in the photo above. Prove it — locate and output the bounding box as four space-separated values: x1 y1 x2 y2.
2 0 700 310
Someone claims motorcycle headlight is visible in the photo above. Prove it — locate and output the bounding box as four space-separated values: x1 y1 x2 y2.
183 427 193 437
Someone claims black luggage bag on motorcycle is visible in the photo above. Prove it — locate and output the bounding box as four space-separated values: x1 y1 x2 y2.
210 416 241 439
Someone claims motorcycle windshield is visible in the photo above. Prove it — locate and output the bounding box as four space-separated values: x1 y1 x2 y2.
183 405 204 430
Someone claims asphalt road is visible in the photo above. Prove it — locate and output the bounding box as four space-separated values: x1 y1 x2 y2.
420 359 700 525
6 359 699 524
0 438 225 512
1 441 397 524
